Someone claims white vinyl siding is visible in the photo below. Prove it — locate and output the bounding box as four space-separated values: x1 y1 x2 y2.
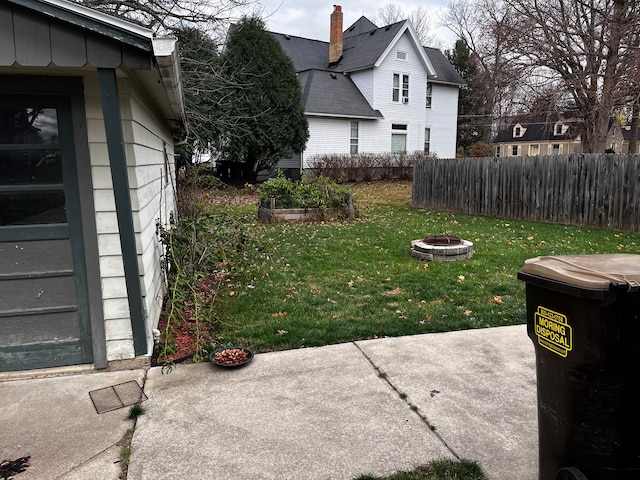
85 71 177 361
424 83 459 158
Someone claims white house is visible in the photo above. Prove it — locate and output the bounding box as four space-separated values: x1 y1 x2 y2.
0 0 185 372
270 5 464 176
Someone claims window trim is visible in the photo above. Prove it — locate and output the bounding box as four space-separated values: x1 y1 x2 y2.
391 123 408 154
426 83 432 109
424 127 430 154
392 73 409 103
350 121 359 155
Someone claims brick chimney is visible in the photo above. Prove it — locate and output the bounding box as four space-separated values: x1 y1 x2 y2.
329 5 343 64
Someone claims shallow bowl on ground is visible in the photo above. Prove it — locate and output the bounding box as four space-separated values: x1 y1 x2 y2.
209 347 254 368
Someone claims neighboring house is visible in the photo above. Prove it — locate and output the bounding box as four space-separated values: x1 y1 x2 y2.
0 0 186 372
270 5 464 177
621 126 640 153
494 117 624 157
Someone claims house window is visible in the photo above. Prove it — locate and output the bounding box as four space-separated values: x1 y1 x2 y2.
396 51 407 61
426 84 432 109
392 73 409 102
513 124 526 138
424 128 431 154
512 145 519 156
495 145 501 157
391 124 407 153
402 75 409 102
552 144 561 155
350 121 359 155
529 144 539 156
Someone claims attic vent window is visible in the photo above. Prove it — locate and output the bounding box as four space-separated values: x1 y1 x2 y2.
396 51 407 61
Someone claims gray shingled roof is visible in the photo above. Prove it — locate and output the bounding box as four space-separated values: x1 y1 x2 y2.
298 70 383 118
344 17 378 39
272 33 328 71
339 21 405 72
423 47 466 86
494 119 581 143
272 23 403 74
271 16 461 119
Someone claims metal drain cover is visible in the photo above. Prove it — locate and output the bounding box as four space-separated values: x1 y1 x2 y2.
89 380 147 414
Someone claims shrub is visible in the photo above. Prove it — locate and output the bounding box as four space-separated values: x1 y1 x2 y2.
307 152 433 182
258 173 352 210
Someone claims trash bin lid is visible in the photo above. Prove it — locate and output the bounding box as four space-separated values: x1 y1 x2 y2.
520 254 640 290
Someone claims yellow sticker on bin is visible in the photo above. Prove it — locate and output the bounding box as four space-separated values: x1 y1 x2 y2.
534 306 572 357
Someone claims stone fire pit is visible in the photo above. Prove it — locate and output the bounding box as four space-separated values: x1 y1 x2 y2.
410 235 474 262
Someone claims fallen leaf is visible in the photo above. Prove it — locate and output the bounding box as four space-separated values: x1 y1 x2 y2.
430 299 443 306
464 310 473 316
458 275 465 282
272 311 288 317
384 287 403 295
490 296 504 305
276 329 288 335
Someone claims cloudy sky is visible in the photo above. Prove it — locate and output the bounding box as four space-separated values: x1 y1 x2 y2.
242 0 456 49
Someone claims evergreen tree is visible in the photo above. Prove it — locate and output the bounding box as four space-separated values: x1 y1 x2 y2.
446 39 492 155
222 16 309 181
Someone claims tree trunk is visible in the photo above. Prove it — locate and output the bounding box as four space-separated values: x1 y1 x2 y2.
630 100 639 154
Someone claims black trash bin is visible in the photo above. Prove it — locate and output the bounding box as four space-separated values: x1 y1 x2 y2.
518 254 640 480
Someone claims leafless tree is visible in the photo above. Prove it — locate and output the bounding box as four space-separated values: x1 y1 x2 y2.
374 3 443 48
443 0 524 135
72 0 258 35
500 0 640 153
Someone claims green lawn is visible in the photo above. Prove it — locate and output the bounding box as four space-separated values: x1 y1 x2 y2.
187 180 639 354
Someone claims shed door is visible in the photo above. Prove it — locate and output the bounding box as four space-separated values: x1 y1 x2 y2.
0 95 93 371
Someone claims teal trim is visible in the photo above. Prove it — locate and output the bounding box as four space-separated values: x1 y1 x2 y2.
0 224 69 241
0 305 77 318
0 270 74 280
97 68 147 356
0 184 64 193
0 144 58 150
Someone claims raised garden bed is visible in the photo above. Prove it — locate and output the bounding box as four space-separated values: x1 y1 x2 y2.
257 175 354 223
258 196 352 223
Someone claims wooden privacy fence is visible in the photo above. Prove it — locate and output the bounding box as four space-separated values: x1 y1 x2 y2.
412 154 640 232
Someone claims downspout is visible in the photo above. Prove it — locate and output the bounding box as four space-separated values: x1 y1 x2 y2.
97 67 148 356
